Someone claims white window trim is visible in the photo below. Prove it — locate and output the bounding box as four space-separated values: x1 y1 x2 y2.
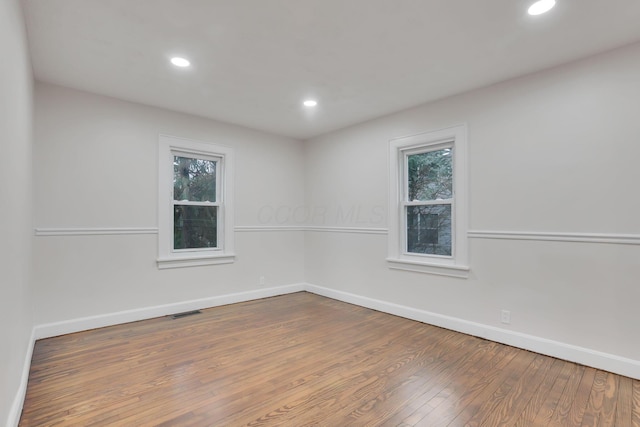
157 134 235 269
387 125 469 278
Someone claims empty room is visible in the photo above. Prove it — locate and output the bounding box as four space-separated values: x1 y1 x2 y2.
2 0 640 425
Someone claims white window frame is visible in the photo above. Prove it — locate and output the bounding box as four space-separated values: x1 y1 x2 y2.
387 125 469 278
157 135 235 269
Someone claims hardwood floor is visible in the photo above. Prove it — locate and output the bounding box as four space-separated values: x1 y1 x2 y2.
20 292 640 426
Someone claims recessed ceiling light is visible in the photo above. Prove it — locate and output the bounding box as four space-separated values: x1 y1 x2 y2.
528 0 556 15
170 57 191 67
303 100 318 107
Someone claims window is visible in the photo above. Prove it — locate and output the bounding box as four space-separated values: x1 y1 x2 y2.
173 155 218 250
388 125 469 278
158 135 235 269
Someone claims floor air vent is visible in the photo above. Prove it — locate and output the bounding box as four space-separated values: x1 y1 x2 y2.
170 310 202 319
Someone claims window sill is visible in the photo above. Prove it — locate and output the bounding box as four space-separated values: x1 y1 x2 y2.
157 253 236 269
386 257 469 278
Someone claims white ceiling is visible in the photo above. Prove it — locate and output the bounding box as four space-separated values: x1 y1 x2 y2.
22 0 640 140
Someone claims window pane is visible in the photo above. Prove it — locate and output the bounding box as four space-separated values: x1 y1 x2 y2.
173 156 216 202
407 205 452 256
174 205 217 249
407 149 452 201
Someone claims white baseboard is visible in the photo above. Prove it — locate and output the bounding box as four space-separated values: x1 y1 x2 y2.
7 328 36 427
34 284 305 340
304 283 640 380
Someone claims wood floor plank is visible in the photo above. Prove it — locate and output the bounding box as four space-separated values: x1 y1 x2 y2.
631 379 640 427
382 340 506 426
477 355 554 427
564 366 597 427
528 361 579 426
547 363 587 426
114 298 449 425
422 350 537 426
101 300 416 425
210 330 471 426
398 347 516 425
409 345 519 426
616 375 633 427
512 358 565 427
580 369 616 427
325 335 488 426
596 372 618 427
18 292 640 426
455 351 539 427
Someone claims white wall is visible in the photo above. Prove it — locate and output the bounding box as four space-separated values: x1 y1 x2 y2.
304 42 640 365
33 83 305 325
0 0 34 424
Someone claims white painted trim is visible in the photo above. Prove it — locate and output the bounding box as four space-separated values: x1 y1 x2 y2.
33 284 305 339
238 226 388 234
34 227 158 236
305 226 388 235
304 284 640 380
33 227 640 246
33 225 388 235
386 258 470 278
8 328 36 427
156 253 236 269
468 230 640 245
235 225 306 232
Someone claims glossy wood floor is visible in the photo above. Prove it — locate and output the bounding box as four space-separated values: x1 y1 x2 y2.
20 292 640 426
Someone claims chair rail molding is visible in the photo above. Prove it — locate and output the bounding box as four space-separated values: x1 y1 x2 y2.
468 230 640 245
34 227 158 236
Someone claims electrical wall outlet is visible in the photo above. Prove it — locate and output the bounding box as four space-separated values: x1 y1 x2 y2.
259 276 265 285
501 309 511 325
